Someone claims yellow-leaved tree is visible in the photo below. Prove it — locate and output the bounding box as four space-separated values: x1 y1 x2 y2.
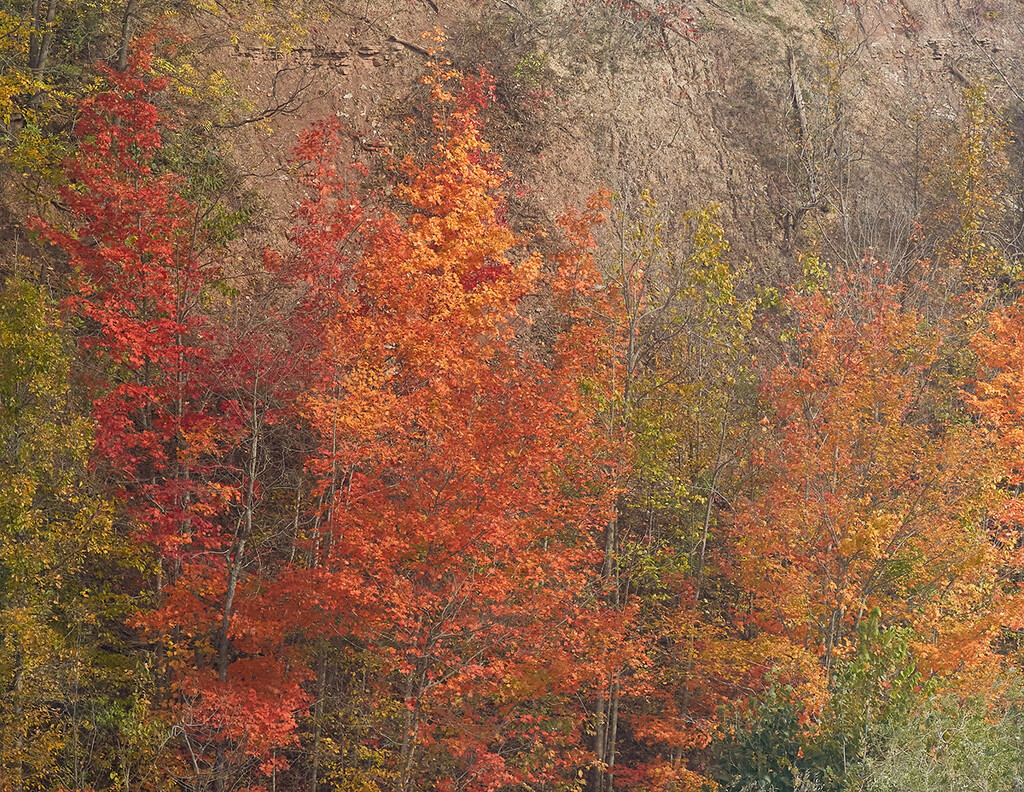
0 278 151 791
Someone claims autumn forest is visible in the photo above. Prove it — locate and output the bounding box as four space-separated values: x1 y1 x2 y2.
5 0 1024 789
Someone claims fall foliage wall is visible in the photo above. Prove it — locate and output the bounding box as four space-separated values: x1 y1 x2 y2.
6 4 1024 792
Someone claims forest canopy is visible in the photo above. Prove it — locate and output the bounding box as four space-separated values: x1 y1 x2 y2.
4 1 1024 791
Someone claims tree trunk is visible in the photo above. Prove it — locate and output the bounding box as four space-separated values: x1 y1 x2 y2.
214 384 261 792
116 0 138 71
310 647 327 792
27 0 57 109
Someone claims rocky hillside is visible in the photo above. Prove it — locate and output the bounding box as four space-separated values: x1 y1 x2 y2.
199 0 1024 280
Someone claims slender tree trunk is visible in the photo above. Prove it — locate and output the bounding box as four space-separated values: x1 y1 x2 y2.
311 397 341 790
27 0 57 109
606 676 620 792
310 646 327 792
116 0 138 71
398 667 422 792
12 647 24 792
593 511 618 791
592 687 607 792
215 381 261 792
26 0 43 70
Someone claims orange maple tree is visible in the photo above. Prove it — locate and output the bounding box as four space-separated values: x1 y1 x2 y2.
282 55 619 790
727 271 1003 698
966 296 1024 655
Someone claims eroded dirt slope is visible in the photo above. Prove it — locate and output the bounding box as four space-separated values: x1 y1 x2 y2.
201 0 1024 279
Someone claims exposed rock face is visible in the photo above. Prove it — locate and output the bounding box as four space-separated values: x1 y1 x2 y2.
204 0 1024 279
